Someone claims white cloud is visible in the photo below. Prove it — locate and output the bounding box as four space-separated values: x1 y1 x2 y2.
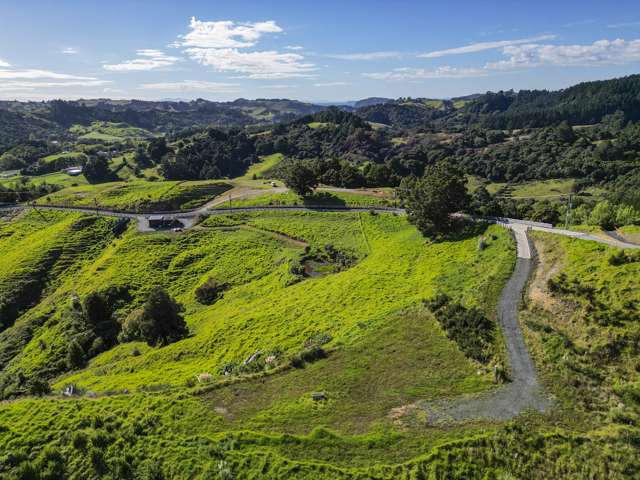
259 84 296 89
185 47 315 79
0 62 110 96
608 21 640 29
0 69 97 80
487 38 640 69
314 81 351 87
139 80 240 93
325 51 401 61
368 37 640 82
103 49 180 71
177 18 282 49
0 59 11 68
419 34 556 58
62 47 79 55
0 80 110 92
175 18 316 79
364 66 485 81
285 45 304 51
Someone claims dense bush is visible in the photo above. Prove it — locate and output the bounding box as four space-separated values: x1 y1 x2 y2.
195 278 227 305
424 294 495 363
399 162 469 238
120 288 187 346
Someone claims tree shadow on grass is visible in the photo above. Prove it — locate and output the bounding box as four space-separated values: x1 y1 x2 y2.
431 218 493 243
301 192 347 208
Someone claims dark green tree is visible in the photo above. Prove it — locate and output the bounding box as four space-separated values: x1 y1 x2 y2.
281 161 318 197
83 156 112 184
399 161 470 238
122 288 187 347
66 339 86 370
146 137 169 163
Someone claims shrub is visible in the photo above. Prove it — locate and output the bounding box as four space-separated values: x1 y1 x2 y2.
589 200 616 230
66 339 86 370
15 462 38 480
71 431 88 451
424 294 495 363
28 379 50 396
608 250 640 266
195 278 227 305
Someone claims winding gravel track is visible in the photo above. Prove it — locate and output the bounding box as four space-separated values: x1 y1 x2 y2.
419 224 551 423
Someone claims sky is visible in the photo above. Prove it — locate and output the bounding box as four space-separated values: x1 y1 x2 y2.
1 0 640 102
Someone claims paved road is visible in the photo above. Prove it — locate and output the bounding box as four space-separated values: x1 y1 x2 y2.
0 203 404 232
3 202 639 251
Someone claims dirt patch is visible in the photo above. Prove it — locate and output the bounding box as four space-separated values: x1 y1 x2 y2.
606 229 640 246
528 238 563 311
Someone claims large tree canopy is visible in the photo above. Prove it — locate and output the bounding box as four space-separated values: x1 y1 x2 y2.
399 161 470 238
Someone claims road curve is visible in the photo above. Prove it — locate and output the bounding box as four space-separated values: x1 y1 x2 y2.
4 203 639 251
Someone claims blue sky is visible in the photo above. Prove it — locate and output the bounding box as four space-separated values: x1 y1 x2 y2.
1 0 640 102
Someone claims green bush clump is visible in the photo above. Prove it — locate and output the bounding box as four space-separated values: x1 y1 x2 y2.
120 288 187 347
195 278 228 305
608 249 640 266
424 293 495 363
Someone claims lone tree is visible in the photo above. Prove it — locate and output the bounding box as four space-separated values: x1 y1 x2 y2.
281 161 318 197
399 161 469 238
121 288 187 346
83 156 113 184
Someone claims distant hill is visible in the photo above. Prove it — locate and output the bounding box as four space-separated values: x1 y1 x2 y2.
353 97 394 109
0 98 326 154
353 75 640 129
463 75 640 128
355 99 454 128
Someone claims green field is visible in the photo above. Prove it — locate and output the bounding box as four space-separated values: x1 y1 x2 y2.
35 180 231 211
218 189 395 209
2 208 640 477
70 121 156 143
40 151 87 165
0 171 89 189
468 176 607 199
239 153 284 180
306 121 333 129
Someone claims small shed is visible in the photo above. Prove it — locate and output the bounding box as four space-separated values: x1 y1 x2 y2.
148 215 168 228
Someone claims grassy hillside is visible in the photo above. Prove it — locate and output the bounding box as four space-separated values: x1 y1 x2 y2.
36 180 231 211
239 153 284 180
0 210 524 478
70 122 156 142
218 190 394 209
2 209 639 477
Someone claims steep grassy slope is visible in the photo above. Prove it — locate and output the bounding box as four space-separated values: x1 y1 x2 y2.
0 212 123 396
56 212 513 393
0 211 524 478
524 233 640 429
2 211 639 478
